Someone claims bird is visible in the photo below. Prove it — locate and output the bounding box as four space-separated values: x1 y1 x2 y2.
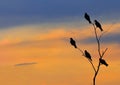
84 13 92 24
70 38 77 48
99 58 108 66
84 50 92 61
94 20 103 31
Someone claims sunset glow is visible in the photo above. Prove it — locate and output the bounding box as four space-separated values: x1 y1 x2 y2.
0 0 120 85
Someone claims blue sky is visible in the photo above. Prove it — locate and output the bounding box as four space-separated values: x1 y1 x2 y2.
0 0 120 28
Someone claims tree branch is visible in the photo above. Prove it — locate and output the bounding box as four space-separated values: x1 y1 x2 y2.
77 47 96 73
77 48 84 55
88 59 96 73
92 23 103 85
101 48 108 58
92 23 102 57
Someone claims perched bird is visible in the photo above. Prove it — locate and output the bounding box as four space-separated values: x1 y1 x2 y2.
70 38 77 48
94 20 103 31
84 50 92 61
99 58 108 66
84 13 92 24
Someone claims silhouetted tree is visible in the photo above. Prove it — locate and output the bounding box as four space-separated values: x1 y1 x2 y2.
70 13 108 85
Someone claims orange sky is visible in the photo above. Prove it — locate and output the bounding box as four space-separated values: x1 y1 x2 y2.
0 22 120 85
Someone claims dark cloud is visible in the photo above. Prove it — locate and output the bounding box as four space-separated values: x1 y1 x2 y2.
81 33 120 44
15 62 37 66
0 0 120 28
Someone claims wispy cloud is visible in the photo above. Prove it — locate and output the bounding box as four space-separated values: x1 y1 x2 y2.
15 62 37 66
82 33 120 44
80 23 120 44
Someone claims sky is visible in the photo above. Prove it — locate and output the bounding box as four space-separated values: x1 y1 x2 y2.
0 0 120 85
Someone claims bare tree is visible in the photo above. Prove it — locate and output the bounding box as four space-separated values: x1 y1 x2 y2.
70 13 108 85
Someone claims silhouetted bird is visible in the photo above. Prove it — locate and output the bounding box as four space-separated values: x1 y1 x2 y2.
94 20 103 31
99 58 108 66
70 38 77 48
84 50 92 61
84 13 92 24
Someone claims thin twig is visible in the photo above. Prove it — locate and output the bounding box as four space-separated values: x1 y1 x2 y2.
88 59 96 72
99 23 114 41
99 31 107 41
77 47 96 72
77 47 84 55
101 48 108 58
92 23 102 57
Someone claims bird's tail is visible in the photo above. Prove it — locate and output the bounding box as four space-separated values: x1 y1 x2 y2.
89 58 92 61
75 45 77 48
105 63 108 67
100 27 103 31
89 21 92 24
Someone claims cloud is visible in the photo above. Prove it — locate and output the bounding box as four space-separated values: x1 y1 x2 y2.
15 62 37 66
102 33 120 44
0 27 68 47
81 33 120 44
